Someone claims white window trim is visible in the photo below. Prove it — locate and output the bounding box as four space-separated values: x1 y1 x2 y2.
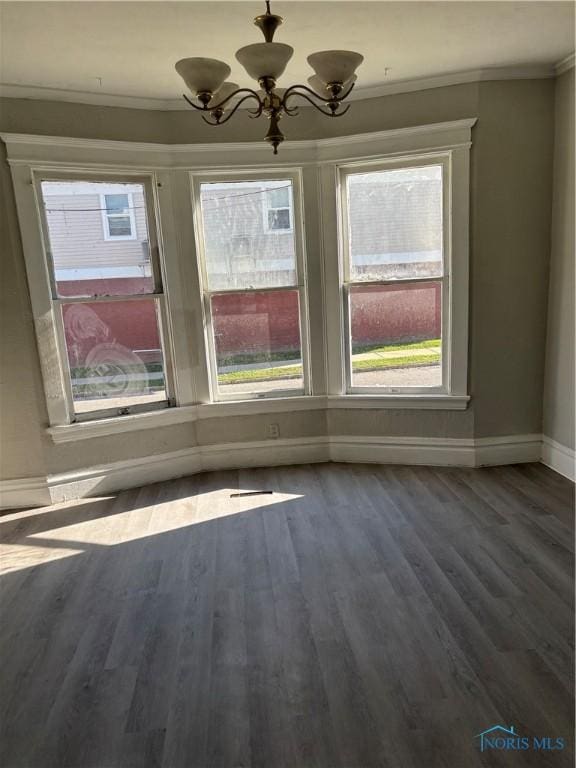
320 144 471 402
190 168 311 403
11 168 178 426
339 154 451 396
3 118 474 438
100 191 137 241
262 185 293 234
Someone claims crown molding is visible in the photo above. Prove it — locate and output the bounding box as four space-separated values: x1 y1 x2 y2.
350 64 555 100
0 118 477 169
0 64 557 112
0 118 477 153
0 83 185 111
555 52 575 75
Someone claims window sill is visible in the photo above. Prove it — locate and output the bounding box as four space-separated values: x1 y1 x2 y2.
47 394 470 442
47 404 198 443
196 396 326 419
326 394 470 410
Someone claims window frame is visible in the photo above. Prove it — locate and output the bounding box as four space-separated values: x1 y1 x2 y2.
33 171 176 424
263 184 293 234
191 168 311 402
338 153 454 396
100 191 137 241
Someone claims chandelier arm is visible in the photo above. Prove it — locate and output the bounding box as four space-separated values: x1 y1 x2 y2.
282 82 340 106
211 93 265 125
282 89 344 117
182 93 208 112
283 103 300 117
207 87 263 112
333 103 351 117
339 80 356 101
183 88 262 113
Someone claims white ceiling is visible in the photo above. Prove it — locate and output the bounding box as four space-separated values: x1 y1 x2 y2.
0 1 574 108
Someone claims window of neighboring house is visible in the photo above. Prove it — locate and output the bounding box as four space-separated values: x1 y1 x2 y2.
101 192 137 240
340 160 449 393
194 174 309 400
37 178 173 421
264 183 292 232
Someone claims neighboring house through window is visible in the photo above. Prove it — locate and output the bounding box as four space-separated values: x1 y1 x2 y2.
101 192 137 240
264 184 292 232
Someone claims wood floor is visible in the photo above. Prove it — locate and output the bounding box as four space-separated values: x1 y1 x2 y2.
0 462 573 768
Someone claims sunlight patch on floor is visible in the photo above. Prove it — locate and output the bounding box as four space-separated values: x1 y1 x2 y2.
0 488 304 572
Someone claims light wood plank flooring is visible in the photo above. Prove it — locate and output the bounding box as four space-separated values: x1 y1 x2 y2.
0 462 573 768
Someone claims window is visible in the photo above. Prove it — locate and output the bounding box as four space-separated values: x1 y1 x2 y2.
38 177 173 421
264 184 292 232
340 160 449 393
194 174 308 400
8 121 471 434
101 192 136 240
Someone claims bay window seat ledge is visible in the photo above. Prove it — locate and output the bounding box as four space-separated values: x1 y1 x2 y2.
47 404 199 443
326 394 470 410
47 394 470 443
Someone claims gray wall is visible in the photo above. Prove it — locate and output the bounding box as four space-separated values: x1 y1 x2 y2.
0 142 48 480
0 77 563 480
471 79 554 438
543 68 575 451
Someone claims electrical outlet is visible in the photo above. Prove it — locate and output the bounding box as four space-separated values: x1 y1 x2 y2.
267 423 280 439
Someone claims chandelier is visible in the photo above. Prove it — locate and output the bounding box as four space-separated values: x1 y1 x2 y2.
175 1 363 154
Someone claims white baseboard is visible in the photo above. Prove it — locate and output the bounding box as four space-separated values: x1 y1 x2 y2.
4 432 571 509
328 435 477 467
329 433 543 468
48 448 203 503
474 433 543 467
541 435 576 481
48 437 329 503
200 436 328 473
0 476 51 510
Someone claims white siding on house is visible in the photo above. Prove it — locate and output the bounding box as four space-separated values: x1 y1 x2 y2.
200 181 296 290
41 182 150 278
347 165 443 281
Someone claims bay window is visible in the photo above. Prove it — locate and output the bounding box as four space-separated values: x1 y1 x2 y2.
5 119 472 435
192 173 309 401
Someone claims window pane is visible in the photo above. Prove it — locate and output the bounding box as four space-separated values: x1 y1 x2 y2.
268 186 289 208
40 180 153 298
107 215 132 237
347 165 443 281
61 299 166 414
211 290 303 397
104 194 129 213
268 208 290 231
200 180 296 290
350 282 442 388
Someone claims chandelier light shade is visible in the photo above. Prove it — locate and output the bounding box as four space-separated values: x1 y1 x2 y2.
307 73 357 95
235 42 294 80
176 1 364 153
307 51 364 86
175 58 231 98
